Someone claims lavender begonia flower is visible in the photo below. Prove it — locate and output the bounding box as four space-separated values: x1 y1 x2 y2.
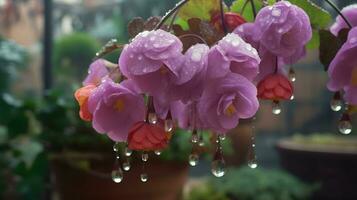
254 1 312 57
119 30 184 97
206 33 260 81
198 73 259 134
328 27 357 105
83 59 109 86
88 79 146 142
330 4 357 36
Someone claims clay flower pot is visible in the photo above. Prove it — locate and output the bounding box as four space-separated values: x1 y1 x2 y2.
50 152 189 200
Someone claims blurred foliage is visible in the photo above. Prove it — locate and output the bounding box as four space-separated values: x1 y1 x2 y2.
213 167 318 200
53 32 100 87
292 133 357 146
0 36 27 93
185 167 317 200
185 184 229 200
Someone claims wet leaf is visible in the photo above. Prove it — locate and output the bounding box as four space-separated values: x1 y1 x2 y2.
178 0 222 21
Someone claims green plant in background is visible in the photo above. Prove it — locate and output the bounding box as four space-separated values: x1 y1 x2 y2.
0 94 46 200
53 33 100 88
186 167 317 200
0 36 27 93
214 167 318 200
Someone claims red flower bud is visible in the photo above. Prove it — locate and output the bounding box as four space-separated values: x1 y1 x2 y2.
128 122 170 151
211 12 246 33
257 74 293 101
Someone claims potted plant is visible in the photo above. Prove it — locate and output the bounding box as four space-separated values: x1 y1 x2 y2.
185 167 317 200
277 133 357 200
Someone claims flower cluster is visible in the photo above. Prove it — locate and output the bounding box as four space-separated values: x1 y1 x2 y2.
234 1 311 102
328 4 357 106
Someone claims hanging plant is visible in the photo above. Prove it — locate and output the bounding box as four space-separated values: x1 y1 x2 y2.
73 0 357 183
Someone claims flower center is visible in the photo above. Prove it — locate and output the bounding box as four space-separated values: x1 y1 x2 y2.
225 103 237 117
114 99 125 112
351 67 357 87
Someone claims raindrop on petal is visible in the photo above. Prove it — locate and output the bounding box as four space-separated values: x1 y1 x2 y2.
272 101 282 115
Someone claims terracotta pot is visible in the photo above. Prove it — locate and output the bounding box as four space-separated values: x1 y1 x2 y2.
276 139 357 200
50 152 189 200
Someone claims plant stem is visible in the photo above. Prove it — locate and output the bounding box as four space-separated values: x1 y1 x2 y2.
220 0 228 33
240 0 250 15
155 0 190 30
250 0 257 19
324 0 352 29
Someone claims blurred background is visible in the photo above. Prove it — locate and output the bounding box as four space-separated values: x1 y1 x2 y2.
0 0 356 200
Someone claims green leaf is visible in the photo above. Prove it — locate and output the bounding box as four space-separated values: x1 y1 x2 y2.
288 0 332 29
306 30 320 49
319 29 348 71
178 0 222 21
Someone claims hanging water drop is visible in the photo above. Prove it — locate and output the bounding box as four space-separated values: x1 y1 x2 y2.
188 153 199 166
154 150 162 155
290 95 295 100
219 134 226 141
140 173 148 182
164 119 174 132
330 92 342 112
339 114 352 135
198 133 205 147
248 158 258 169
148 113 158 124
272 101 282 115
122 160 131 171
142 152 149 162
111 163 123 183
289 68 296 82
211 159 226 177
191 130 199 143
113 142 120 152
124 147 132 157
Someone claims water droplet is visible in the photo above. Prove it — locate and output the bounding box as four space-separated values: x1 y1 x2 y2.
272 8 281 17
289 68 296 82
188 154 199 166
219 134 226 141
191 130 199 143
290 95 295 100
330 92 342 112
198 134 205 147
211 158 226 177
122 161 131 171
111 168 123 183
164 119 174 132
140 173 148 182
142 152 149 162
248 159 258 169
272 101 282 115
339 117 352 135
124 147 132 157
113 143 120 152
154 150 162 155
148 113 158 124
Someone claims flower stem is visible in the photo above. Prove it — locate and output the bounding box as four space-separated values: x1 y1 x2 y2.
324 0 352 29
250 0 257 19
155 0 190 30
220 0 228 34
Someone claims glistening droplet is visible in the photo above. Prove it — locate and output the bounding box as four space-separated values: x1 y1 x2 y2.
154 150 162 155
111 167 123 183
148 113 158 124
289 68 296 82
339 119 352 135
272 101 282 115
122 161 131 171
211 159 226 177
113 142 120 152
248 159 258 169
142 152 149 162
191 130 199 143
124 147 132 157
164 119 174 132
188 154 199 166
140 173 148 182
331 92 342 112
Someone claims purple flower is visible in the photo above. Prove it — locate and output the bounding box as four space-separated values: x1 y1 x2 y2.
119 30 183 96
198 73 259 134
171 44 210 102
330 4 357 36
88 79 146 142
206 33 260 81
328 27 357 105
254 1 312 57
83 59 109 86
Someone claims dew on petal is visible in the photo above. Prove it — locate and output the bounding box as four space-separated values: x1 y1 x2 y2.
272 8 281 17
